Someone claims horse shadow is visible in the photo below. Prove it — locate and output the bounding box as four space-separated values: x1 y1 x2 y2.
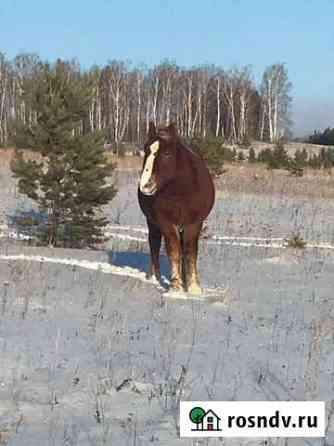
107 250 170 281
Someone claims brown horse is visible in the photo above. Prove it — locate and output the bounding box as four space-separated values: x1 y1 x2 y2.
138 122 215 294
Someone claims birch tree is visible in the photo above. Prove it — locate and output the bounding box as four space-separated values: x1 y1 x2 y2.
101 61 130 147
260 63 292 142
237 66 254 143
0 53 10 144
135 67 144 142
0 52 293 147
222 69 238 143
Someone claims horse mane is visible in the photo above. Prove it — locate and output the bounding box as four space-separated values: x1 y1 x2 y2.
177 137 202 160
156 123 201 160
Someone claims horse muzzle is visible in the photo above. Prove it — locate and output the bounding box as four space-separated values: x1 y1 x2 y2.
139 181 158 196
139 168 158 195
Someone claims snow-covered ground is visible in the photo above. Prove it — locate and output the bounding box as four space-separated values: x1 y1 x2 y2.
0 167 333 445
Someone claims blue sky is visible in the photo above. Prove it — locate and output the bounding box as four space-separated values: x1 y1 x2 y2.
1 0 333 135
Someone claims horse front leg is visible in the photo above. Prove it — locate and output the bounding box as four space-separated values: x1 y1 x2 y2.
162 224 183 291
147 220 162 282
183 221 203 295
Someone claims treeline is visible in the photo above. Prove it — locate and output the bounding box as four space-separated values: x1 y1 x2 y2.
308 127 334 146
0 53 292 147
197 139 334 177
256 144 334 171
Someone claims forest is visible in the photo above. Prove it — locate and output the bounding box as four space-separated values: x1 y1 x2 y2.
0 53 293 148
308 127 334 146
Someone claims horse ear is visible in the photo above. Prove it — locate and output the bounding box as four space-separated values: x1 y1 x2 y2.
148 122 156 139
158 122 178 142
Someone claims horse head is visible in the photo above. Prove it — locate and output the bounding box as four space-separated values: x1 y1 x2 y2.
139 122 179 196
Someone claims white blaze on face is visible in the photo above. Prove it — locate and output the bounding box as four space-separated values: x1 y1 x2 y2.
139 140 160 194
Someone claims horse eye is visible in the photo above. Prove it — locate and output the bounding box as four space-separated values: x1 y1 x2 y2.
164 151 171 157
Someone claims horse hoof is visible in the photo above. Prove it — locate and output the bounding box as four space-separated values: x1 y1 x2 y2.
187 283 202 295
169 279 183 291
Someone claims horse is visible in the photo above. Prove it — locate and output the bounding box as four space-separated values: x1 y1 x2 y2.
137 122 215 295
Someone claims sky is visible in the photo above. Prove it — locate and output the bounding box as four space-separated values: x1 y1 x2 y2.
1 0 333 136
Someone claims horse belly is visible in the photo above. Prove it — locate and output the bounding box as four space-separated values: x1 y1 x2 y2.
153 196 207 227
154 196 184 225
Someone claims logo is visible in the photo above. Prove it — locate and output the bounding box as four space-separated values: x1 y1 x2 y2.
180 401 325 438
189 406 222 432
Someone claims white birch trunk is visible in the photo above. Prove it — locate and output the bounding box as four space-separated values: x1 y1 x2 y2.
216 77 220 138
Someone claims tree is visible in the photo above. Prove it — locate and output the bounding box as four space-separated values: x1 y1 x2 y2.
213 69 223 138
221 69 238 143
237 150 245 161
267 140 290 169
0 52 294 147
260 63 292 142
294 148 308 166
0 52 11 145
257 147 273 163
308 153 321 169
320 147 334 169
11 61 117 247
101 60 130 149
287 159 304 177
309 127 334 145
248 146 256 163
193 137 225 177
237 66 254 143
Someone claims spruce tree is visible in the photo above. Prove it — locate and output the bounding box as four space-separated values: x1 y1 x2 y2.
237 150 245 161
308 153 321 169
11 61 117 248
248 147 256 163
267 139 290 169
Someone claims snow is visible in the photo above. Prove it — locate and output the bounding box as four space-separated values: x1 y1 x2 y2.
0 168 334 445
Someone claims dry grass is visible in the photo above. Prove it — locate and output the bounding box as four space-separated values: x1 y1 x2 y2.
1 148 333 199
0 148 143 170
216 163 334 199
246 140 328 157
107 153 142 170
0 148 43 168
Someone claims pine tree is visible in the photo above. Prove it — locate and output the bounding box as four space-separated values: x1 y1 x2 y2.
267 139 290 169
322 147 334 169
195 137 225 177
237 150 245 161
308 153 321 169
248 147 256 163
301 148 308 165
287 159 304 177
11 61 117 247
257 147 272 163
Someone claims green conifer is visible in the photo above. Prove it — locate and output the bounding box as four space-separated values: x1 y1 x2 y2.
11 61 117 247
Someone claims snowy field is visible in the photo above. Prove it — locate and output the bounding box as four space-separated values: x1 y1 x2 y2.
0 167 334 445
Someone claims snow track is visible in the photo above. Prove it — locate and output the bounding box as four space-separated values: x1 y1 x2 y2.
0 253 229 301
2 223 334 250
107 224 334 250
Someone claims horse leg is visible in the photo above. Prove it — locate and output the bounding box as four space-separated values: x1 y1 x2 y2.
183 221 203 295
180 228 187 289
147 220 162 282
162 224 183 291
